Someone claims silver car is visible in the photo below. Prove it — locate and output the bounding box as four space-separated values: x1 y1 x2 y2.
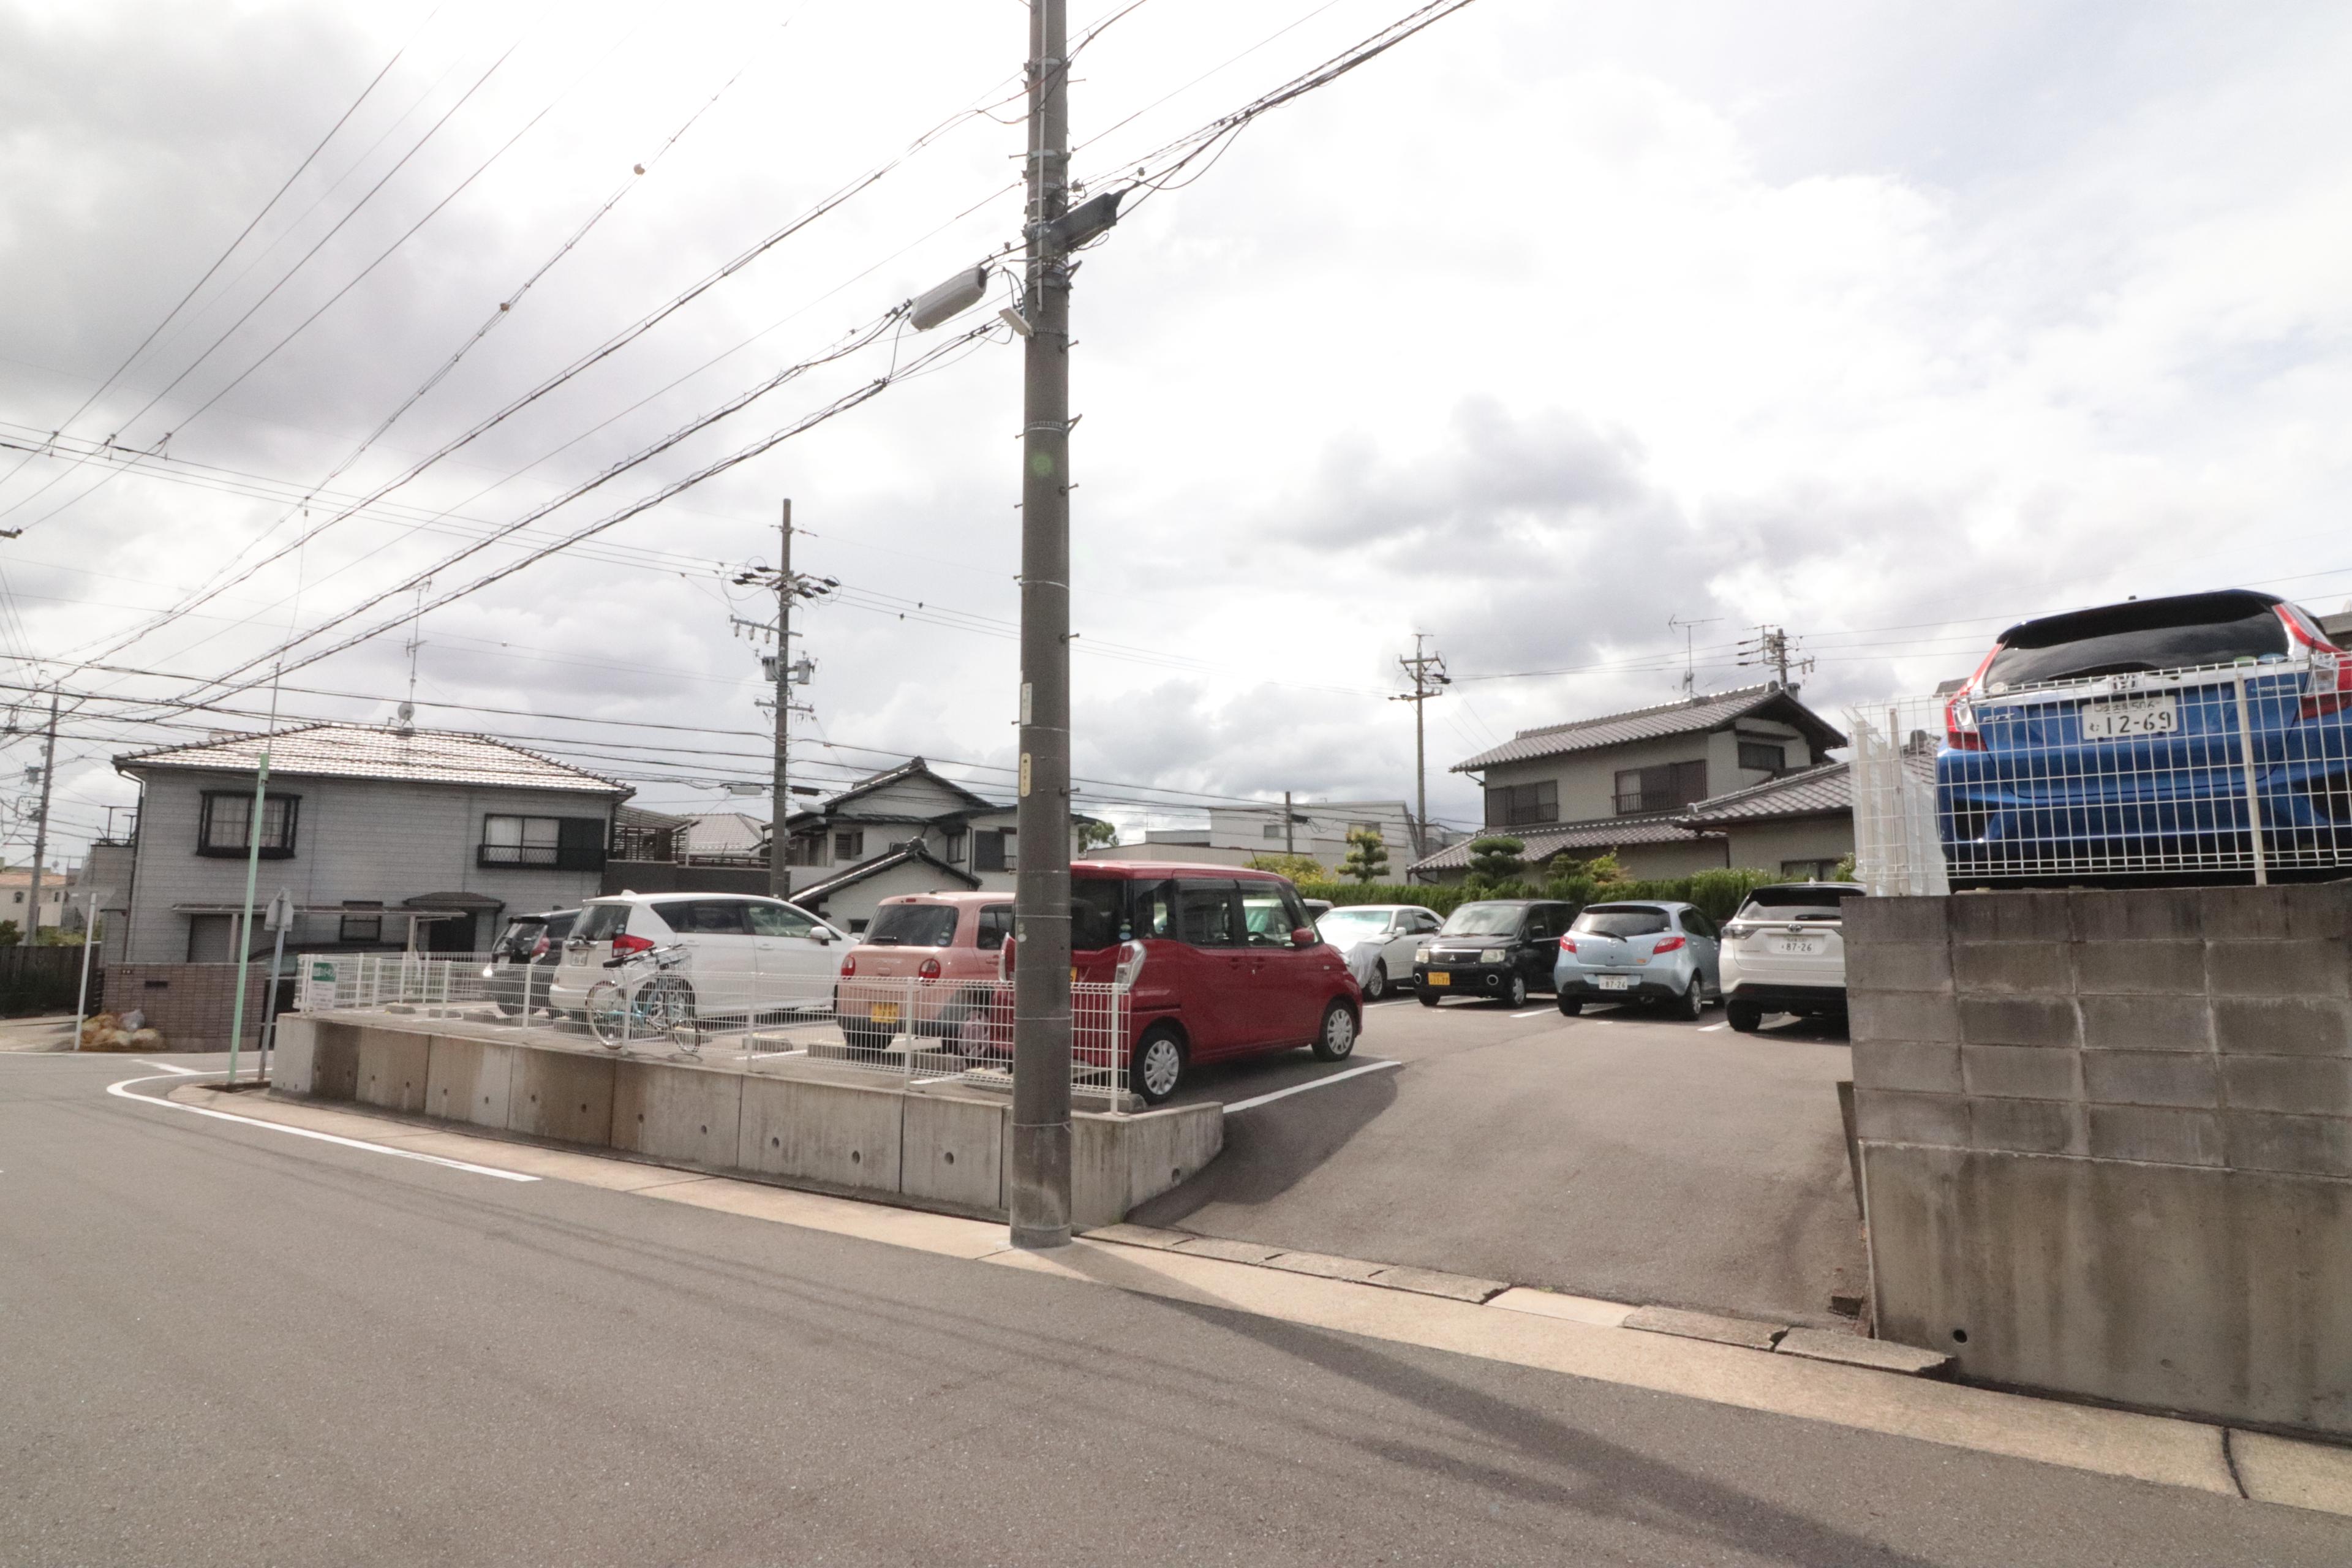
1314 903 1444 1001
1552 900 1721 1020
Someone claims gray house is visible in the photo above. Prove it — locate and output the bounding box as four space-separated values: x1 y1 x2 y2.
1410 685 1849 881
114 723 631 965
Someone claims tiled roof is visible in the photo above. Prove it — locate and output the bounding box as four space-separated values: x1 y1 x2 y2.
115 723 626 795
1406 812 1713 873
1450 685 1847 772
1681 750 1936 825
788 842 980 906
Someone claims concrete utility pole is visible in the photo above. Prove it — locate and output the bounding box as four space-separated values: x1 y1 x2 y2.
772 500 794 898
23 692 57 946
1011 0 1076 1251
1739 625 1814 694
1284 790 1294 857
1391 636 1449 863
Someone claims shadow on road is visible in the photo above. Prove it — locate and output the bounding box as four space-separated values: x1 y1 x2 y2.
1131 1067 1400 1226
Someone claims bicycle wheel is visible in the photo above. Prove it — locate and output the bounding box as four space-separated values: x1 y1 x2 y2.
649 976 700 1054
586 982 629 1049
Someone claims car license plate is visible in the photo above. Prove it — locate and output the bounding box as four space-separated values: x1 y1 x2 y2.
2079 693 2177 740
872 1003 900 1026
1773 935 1825 956
1426 971 1451 987
1597 974 1635 991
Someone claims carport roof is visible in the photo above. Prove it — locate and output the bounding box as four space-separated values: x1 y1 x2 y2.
1449 685 1847 773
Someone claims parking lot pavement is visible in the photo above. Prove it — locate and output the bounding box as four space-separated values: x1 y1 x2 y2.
1134 993 1866 1329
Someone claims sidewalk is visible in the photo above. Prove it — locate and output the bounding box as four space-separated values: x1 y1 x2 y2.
0 1014 78 1052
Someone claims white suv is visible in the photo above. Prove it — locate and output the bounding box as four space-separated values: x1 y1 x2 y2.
549 894 850 1022
1718 883 1867 1033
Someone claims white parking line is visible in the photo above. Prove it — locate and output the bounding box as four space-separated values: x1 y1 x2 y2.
1511 1008 1555 1019
1223 1058 1401 1113
135 1060 201 1074
105 1074 538 1182
1700 1022 1728 1032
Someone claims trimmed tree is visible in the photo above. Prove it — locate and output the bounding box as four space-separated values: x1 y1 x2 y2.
1339 826 1390 884
1462 835 1527 895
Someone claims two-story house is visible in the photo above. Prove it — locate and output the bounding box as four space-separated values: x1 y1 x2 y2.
774 757 1103 932
1409 685 1849 881
114 723 631 971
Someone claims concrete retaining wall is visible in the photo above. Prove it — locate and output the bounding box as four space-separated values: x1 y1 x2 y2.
1849 883 2352 1437
273 1016 1220 1226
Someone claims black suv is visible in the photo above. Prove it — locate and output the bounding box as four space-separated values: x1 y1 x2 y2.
484 908 578 1017
1412 899 1575 1008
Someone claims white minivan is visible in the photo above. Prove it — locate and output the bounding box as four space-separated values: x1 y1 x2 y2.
1718 882 1866 1032
549 893 850 1022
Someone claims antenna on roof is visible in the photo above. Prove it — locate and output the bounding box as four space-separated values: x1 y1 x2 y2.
399 579 432 734
1667 613 1723 697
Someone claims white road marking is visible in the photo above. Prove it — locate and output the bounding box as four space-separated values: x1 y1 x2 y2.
1510 1008 1556 1019
134 1060 203 1075
1700 1022 1728 1032
1223 1058 1401 1113
104 1074 538 1182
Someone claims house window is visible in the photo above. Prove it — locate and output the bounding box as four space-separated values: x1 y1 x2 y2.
1262 823 1283 839
478 815 605 870
1613 761 1708 815
198 792 299 858
834 830 865 862
973 828 1017 872
339 902 383 942
1484 780 1559 828
1738 741 1787 774
944 830 967 865
786 832 822 867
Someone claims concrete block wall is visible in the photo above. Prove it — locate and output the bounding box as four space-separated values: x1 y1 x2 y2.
103 963 268 1052
1848 882 2352 1436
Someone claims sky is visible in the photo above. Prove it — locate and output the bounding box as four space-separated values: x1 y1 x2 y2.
1 0 2347 866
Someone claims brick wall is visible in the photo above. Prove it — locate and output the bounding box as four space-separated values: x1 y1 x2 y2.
107 963 271 1052
1848 883 2350 1178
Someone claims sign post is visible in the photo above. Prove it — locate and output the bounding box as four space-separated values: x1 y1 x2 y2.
260 889 293 1084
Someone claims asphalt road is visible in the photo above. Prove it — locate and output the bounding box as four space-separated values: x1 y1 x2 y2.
6 1051 2347 1567
1140 992 1866 1325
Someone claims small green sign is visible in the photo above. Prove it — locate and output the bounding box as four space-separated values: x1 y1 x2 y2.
310 962 336 983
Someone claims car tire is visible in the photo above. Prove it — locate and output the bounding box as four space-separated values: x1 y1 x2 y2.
1504 973 1528 1009
1676 976 1705 1021
1417 989 1442 1008
1133 1026 1186 1104
1311 1001 1358 1061
1556 995 1582 1017
1363 961 1388 1003
1727 1001 1763 1033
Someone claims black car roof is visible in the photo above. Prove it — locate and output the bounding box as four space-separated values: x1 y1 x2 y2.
1997 589 2284 649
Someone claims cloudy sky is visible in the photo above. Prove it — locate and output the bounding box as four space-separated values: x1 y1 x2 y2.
2 0 2346 865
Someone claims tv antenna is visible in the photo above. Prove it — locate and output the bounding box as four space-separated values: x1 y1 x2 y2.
1668 613 1722 696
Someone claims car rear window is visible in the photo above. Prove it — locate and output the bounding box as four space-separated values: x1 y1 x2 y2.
1072 878 1126 951
1572 905 1671 937
653 900 750 935
866 903 959 947
543 912 577 940
1736 886 1863 922
1986 593 2288 689
574 904 629 942
1441 903 1525 937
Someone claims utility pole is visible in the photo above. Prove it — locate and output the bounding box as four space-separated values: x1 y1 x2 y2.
1738 625 1814 693
731 500 833 899
1011 0 1075 1251
1283 790 1294 857
1390 635 1449 862
22 692 56 947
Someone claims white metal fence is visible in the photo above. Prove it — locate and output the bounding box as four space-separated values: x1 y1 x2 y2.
1847 660 2352 892
295 954 1132 1102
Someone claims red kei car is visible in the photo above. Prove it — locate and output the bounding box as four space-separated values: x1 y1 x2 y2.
835 864 1362 1103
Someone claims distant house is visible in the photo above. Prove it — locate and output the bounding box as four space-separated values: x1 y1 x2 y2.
1090 799 1457 873
113 723 631 967
0 867 75 932
1408 685 1850 881
775 757 1103 933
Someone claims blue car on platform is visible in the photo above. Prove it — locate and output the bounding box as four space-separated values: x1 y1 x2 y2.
1936 589 2352 882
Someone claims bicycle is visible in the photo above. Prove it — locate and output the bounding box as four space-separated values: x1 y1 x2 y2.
585 943 700 1053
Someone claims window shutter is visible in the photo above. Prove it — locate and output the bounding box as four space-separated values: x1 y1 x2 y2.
557 816 607 871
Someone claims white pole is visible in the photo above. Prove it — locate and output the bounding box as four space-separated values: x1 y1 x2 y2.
72 892 96 1047
2234 671 2270 888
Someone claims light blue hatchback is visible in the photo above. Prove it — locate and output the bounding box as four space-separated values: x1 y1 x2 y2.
1553 900 1722 1020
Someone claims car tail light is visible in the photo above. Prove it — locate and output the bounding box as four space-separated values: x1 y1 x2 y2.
529 937 549 959
839 954 857 977
918 957 941 981
1945 645 2000 751
1653 935 1686 954
611 933 654 956
1558 936 1577 954
2278 606 2352 718
1115 940 1147 989
998 935 1016 981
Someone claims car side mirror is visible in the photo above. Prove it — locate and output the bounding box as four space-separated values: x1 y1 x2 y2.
1291 927 1317 948
811 927 832 943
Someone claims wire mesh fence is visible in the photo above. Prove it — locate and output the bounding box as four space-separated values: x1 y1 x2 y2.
295 954 1133 1104
1848 659 2352 892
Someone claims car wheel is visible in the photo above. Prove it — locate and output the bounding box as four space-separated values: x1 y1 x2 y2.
1504 973 1528 1008
1363 961 1387 1003
1727 1001 1763 1033
1417 988 1442 1008
1676 976 1704 1021
1556 995 1582 1017
1132 1026 1186 1104
1311 1001 1358 1061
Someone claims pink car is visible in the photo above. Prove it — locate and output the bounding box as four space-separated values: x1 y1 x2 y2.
832 892 1012 1052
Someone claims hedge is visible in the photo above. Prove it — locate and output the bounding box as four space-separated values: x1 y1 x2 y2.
1299 867 1779 925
